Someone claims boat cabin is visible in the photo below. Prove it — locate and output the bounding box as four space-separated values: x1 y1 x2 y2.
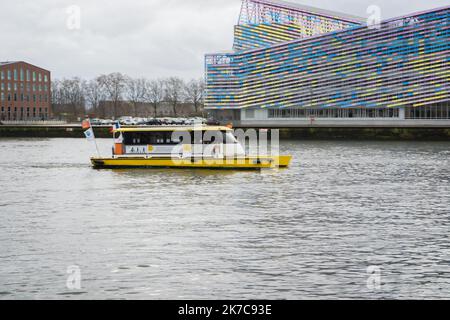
112 126 245 158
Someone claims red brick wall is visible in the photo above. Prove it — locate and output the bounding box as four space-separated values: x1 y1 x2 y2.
0 61 51 120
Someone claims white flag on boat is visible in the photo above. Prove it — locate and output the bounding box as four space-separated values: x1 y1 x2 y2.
84 127 95 141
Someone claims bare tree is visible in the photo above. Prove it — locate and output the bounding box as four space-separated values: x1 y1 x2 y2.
97 73 126 119
184 78 205 114
145 79 165 117
51 73 207 119
51 80 62 106
125 77 147 117
59 78 85 119
164 77 184 117
83 78 106 117
51 80 64 119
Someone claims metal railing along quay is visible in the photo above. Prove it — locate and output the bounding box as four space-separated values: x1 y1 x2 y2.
0 120 68 126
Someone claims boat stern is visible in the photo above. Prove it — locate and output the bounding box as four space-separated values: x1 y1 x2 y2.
275 155 293 168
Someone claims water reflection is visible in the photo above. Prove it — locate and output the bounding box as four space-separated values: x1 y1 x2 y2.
0 138 449 299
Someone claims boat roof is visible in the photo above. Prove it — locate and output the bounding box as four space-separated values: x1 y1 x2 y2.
115 126 233 133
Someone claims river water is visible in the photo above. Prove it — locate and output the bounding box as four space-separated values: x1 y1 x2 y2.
0 138 449 300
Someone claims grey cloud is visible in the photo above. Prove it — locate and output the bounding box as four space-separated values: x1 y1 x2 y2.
0 0 447 80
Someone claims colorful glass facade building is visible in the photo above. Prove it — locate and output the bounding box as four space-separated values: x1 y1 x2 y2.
205 0 450 126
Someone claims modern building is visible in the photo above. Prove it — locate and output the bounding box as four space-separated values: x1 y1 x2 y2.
0 61 51 121
205 0 450 127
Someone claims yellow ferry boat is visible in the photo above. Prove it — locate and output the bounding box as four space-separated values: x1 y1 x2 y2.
90 126 292 170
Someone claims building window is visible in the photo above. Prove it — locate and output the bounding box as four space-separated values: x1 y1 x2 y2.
267 108 403 119
26 70 30 81
0 71 4 80
406 103 450 120
44 75 48 82
14 69 17 81
38 73 42 82
7 70 11 80
32 72 36 82
245 109 255 119
20 69 24 81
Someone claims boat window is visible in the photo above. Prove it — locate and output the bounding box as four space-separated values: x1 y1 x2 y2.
122 131 238 145
155 134 165 144
203 130 222 145
123 132 182 145
224 132 238 144
203 135 216 144
124 133 143 145
172 131 192 144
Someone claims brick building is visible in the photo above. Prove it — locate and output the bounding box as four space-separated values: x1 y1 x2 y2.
0 61 51 121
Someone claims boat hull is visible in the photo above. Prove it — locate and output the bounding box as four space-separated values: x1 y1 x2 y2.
91 156 292 170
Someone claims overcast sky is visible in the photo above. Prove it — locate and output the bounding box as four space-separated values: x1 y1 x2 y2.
0 0 448 80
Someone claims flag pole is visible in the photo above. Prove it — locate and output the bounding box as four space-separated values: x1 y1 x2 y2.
111 127 114 159
91 119 101 158
86 118 101 158
93 135 101 158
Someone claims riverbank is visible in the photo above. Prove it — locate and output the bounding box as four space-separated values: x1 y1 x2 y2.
277 127 450 140
0 125 449 140
0 125 113 138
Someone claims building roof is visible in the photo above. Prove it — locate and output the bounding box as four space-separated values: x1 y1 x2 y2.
0 61 50 72
253 0 366 24
0 61 19 66
235 3 449 55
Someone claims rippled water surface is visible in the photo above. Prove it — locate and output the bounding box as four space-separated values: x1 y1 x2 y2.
0 138 449 299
